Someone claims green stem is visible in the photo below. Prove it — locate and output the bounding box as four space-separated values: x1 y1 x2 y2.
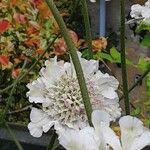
81 0 93 59
45 0 93 126
5 123 23 150
120 0 130 115
47 131 57 150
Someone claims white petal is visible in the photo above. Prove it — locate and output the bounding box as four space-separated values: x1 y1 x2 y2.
77 52 99 77
92 110 110 128
26 78 46 103
28 108 52 137
131 131 150 150
119 115 143 149
40 57 65 88
58 127 99 150
101 87 118 99
28 123 43 138
119 115 143 137
102 125 122 150
130 4 143 18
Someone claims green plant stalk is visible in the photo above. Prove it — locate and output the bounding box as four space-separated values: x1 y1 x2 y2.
47 131 57 150
0 35 59 94
120 0 130 115
45 0 93 126
81 0 93 59
5 123 23 150
119 66 150 101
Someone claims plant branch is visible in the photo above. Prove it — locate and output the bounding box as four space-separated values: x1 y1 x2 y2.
119 66 150 101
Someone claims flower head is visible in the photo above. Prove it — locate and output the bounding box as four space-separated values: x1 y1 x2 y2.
27 52 121 137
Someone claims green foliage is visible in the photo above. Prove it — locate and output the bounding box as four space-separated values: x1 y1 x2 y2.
93 47 133 65
131 106 141 117
137 58 150 71
141 34 150 47
136 20 150 33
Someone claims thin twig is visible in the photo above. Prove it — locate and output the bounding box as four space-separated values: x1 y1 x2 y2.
7 105 32 115
119 66 150 101
5 122 24 150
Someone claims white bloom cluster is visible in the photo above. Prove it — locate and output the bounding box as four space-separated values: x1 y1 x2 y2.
27 52 121 137
130 0 150 19
57 110 150 150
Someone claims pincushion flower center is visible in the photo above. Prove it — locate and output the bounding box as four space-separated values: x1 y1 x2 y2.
43 75 100 125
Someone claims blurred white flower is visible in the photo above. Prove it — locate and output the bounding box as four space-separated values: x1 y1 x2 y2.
27 52 121 137
57 110 150 150
130 0 150 19
90 0 111 3
94 111 150 150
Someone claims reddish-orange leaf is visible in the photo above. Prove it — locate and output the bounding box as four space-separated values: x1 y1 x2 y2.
12 68 21 78
0 55 9 66
24 39 40 47
0 20 10 33
27 26 39 35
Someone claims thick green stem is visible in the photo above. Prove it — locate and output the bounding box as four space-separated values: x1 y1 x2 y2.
120 0 130 115
45 0 93 126
81 0 93 58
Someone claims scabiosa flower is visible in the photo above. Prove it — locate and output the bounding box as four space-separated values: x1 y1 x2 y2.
27 52 121 137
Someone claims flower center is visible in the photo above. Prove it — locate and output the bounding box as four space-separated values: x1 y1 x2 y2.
43 76 87 124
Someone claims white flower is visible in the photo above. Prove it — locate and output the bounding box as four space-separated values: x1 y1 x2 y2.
97 113 150 150
130 0 150 19
57 110 150 150
27 52 121 137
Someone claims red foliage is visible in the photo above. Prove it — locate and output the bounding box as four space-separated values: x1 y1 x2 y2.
12 68 20 78
0 55 9 66
24 39 40 47
0 20 10 33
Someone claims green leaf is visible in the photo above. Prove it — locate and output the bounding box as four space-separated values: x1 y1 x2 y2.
110 47 121 61
141 34 150 47
131 106 141 116
137 58 149 71
94 51 113 62
136 20 150 33
144 118 150 126
82 49 92 60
